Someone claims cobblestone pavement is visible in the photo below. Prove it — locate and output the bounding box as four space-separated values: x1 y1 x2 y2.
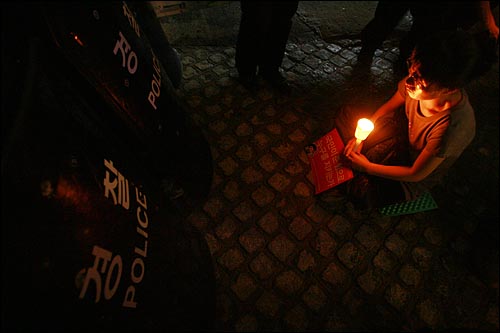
173 35 499 331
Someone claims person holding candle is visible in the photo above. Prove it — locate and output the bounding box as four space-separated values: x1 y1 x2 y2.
320 29 495 211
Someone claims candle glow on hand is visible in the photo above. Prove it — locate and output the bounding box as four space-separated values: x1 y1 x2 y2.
353 118 374 152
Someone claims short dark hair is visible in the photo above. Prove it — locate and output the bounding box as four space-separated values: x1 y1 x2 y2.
409 30 491 90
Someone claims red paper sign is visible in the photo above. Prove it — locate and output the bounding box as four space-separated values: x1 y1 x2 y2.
306 128 354 194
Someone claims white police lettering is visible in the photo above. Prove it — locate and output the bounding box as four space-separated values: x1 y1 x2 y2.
122 187 149 309
122 2 140 37
113 31 138 74
147 52 162 110
79 245 123 303
103 159 130 210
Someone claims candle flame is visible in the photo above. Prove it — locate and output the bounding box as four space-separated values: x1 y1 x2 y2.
355 118 374 141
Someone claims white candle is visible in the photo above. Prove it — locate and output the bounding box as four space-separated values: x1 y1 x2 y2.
353 118 374 152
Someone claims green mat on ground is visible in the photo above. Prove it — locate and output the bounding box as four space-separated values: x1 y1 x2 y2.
379 191 438 216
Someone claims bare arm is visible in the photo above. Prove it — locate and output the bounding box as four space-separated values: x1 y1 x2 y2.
479 1 499 40
370 90 405 124
346 145 445 182
344 90 405 157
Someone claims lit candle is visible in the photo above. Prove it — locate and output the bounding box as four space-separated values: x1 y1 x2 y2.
353 118 374 152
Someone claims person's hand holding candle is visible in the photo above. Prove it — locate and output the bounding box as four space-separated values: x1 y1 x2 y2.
344 118 374 172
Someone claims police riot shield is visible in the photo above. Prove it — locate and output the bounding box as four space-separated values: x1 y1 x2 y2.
2 3 215 330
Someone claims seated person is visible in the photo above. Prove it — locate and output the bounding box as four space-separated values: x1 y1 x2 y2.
321 30 495 211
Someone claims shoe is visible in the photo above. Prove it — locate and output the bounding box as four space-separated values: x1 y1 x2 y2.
260 70 291 93
316 186 348 213
238 73 258 92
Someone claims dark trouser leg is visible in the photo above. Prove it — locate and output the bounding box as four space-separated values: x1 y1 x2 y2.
235 1 261 78
259 1 298 75
359 1 410 58
334 104 409 208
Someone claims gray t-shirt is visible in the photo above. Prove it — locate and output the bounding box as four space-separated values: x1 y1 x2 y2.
397 79 475 200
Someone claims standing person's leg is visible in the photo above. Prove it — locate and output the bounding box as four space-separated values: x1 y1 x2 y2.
235 1 261 84
359 1 410 63
259 1 299 84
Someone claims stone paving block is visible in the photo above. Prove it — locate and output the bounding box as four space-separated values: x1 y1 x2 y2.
231 273 258 301
411 246 434 271
194 59 213 71
266 123 283 136
218 156 239 176
235 144 254 162
394 216 420 240
218 134 237 151
279 200 297 219
294 63 312 75
289 217 313 241
288 128 307 143
302 284 327 312
208 53 225 64
284 160 305 176
297 249 316 272
241 166 263 185
326 43 342 54
313 230 336 257
337 242 365 270
354 224 382 252
268 234 296 262
239 227 266 254
268 173 291 192
216 216 238 241
385 233 408 259
232 200 256 222
250 114 266 126
258 153 279 173
293 182 312 197
327 215 352 238
304 56 322 69
399 264 422 288
287 49 306 62
306 203 329 223
314 49 332 61
251 185 275 207
203 196 225 219
373 248 397 273
257 212 279 235
208 119 227 134
256 291 282 318
282 57 296 70
252 133 271 150
250 253 277 280
331 54 348 67
218 248 245 271
322 261 348 288
357 267 386 295
271 142 295 159
416 298 441 328
235 122 253 136
301 43 317 54
385 283 410 311
424 226 444 246
320 61 335 74
275 270 303 295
